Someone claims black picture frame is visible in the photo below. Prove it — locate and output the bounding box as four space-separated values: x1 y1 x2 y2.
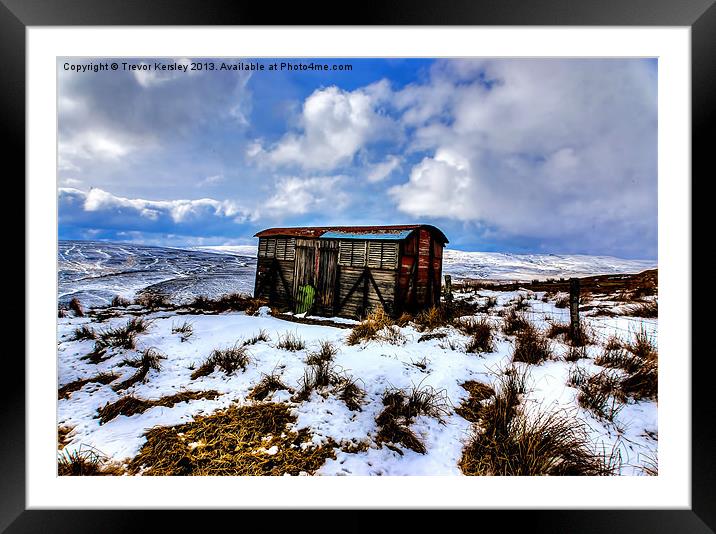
6 0 712 531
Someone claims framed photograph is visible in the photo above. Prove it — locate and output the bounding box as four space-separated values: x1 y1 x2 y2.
9 0 712 531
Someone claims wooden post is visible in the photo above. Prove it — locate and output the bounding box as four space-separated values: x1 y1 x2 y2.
444 275 453 305
569 277 581 344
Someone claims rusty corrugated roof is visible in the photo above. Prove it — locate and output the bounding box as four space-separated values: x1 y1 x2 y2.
254 224 448 243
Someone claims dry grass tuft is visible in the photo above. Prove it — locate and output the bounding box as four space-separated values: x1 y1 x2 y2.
564 344 588 362
510 294 531 311
249 371 292 401
512 325 553 364
171 320 194 342
58 425 75 450
502 308 530 336
127 403 336 475
185 293 267 315
460 318 495 354
546 321 571 340
413 306 449 331
455 381 496 423
134 292 172 310
346 307 395 345
85 317 151 360
375 382 451 454
276 331 306 352
97 390 221 424
69 297 84 317
554 294 570 309
113 348 166 390
590 327 657 402
191 344 251 380
294 359 366 411
576 369 625 423
70 325 97 341
459 367 616 476
58 446 125 476
242 329 271 346
111 295 131 307
623 300 658 318
305 340 339 365
58 371 119 399
478 296 498 313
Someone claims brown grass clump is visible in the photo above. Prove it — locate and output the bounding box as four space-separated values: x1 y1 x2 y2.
346 307 394 345
455 381 496 423
127 403 336 475
478 296 498 313
249 372 292 401
171 320 193 342
134 292 171 310
58 425 74 450
58 306 68 318
554 294 570 309
459 367 616 476
576 369 625 423
546 321 571 340
185 293 267 315
58 371 119 399
85 317 151 360
510 294 531 311
563 344 588 362
276 331 306 352
305 340 338 365
111 295 131 307
589 327 658 402
69 297 84 317
242 329 271 346
375 383 451 454
512 325 553 365
58 446 126 476
502 308 530 335
97 390 221 424
191 344 251 380
294 360 366 411
396 312 413 327
413 306 449 331
70 325 97 341
113 348 166 390
460 318 495 354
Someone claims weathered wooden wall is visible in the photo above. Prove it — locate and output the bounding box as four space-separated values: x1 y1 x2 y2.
254 257 295 311
254 229 444 318
335 265 396 318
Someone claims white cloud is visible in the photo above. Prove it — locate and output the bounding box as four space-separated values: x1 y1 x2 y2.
133 58 197 88
64 187 258 224
265 176 349 216
390 59 657 245
251 81 396 171
366 155 401 183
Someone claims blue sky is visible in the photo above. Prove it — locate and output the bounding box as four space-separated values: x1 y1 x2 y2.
58 57 657 259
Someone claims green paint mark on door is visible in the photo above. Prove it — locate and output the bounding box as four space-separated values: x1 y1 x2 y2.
295 284 316 315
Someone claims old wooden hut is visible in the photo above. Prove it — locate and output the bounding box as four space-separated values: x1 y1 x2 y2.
253 225 449 319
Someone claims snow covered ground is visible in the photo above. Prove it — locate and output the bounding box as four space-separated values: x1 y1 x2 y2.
57 290 658 476
57 240 657 476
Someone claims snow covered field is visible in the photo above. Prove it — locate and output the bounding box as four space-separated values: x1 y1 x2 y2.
57 240 657 476
57 289 658 476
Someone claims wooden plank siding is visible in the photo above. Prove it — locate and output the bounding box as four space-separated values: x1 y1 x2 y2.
253 226 446 319
336 265 396 318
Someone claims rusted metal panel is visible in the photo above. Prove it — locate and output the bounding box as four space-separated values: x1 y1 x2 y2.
255 224 448 244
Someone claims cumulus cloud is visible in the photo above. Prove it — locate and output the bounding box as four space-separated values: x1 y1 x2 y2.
264 176 350 216
59 188 258 239
58 58 252 177
250 81 396 171
389 59 657 255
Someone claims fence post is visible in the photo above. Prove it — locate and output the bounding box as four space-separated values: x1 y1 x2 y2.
569 277 581 344
444 275 452 305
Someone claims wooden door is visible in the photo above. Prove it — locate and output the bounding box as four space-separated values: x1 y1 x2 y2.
316 240 339 315
293 239 317 312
